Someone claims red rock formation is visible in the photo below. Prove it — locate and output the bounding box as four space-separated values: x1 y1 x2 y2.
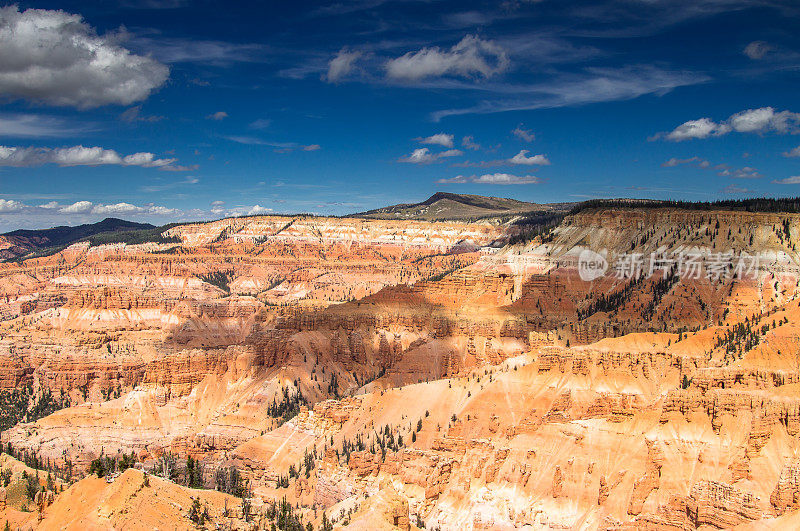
771 460 800 515
628 440 664 516
686 480 765 528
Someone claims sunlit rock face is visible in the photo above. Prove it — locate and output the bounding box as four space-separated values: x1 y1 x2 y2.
4 207 800 529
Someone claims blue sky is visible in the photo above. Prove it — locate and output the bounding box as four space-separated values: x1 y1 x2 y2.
0 0 799 229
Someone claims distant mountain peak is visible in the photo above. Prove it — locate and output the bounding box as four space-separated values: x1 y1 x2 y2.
0 218 158 261
354 192 573 221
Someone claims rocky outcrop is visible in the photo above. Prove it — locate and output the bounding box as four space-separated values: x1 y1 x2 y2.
34 489 55 512
628 440 664 515
661 388 800 454
686 480 765 528
348 450 380 477
552 465 564 498
771 459 800 515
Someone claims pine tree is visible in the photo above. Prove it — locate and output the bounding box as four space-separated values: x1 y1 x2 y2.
322 512 334 531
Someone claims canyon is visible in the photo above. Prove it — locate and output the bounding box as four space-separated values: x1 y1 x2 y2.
2 198 800 530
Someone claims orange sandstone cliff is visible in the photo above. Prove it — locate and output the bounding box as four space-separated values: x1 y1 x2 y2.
2 207 800 529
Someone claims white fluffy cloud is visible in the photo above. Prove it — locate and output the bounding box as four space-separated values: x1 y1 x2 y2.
55 200 177 215
59 201 93 213
719 167 762 179
210 200 225 215
509 150 550 166
0 197 273 232
437 173 540 185
401 148 435 163
326 49 362 83
728 107 799 134
452 150 552 169
225 204 273 217
399 147 462 164
246 205 272 215
661 107 800 141
386 35 509 82
0 145 178 168
93 202 147 214
0 199 25 212
0 6 169 108
665 118 729 141
417 133 454 148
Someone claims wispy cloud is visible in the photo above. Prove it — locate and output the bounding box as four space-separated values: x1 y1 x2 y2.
432 66 707 120
772 176 800 184
416 133 454 148
662 156 706 167
743 41 773 60
461 136 480 150
140 175 199 192
0 114 94 138
662 156 763 179
225 135 320 152
120 105 164 123
386 35 509 82
452 150 550 168
784 146 800 158
160 163 199 172
512 124 535 142
722 184 753 194
119 0 188 9
398 147 462 163
126 33 269 65
325 48 363 82
437 172 540 185
549 0 784 39
249 119 272 129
